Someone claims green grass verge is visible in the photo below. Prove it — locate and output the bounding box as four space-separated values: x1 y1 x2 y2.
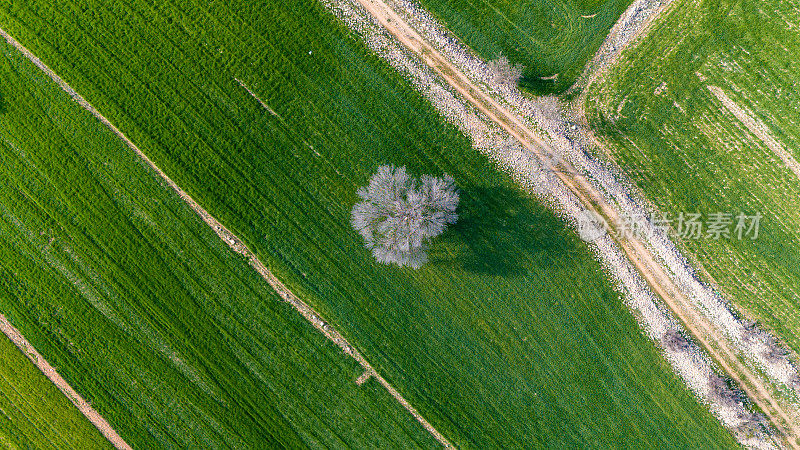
0 39 437 448
0 334 110 449
0 0 737 447
587 0 800 363
414 0 633 93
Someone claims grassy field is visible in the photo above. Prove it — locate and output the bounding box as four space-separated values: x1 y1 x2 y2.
0 39 438 448
0 334 110 449
0 0 739 447
415 0 633 93
586 0 800 362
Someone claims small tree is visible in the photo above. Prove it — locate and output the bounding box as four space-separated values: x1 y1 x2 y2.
488 53 524 87
351 165 459 268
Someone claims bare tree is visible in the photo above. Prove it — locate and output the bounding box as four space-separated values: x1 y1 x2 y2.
762 336 789 364
733 411 768 437
789 374 800 393
742 321 789 364
661 329 690 353
351 165 459 268
735 410 768 435
707 374 743 408
488 53 524 87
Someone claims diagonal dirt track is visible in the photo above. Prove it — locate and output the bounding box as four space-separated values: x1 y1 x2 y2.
351 0 800 445
708 85 800 182
0 314 132 450
0 26 452 449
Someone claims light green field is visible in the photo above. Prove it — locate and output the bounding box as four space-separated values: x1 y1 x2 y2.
0 335 110 449
415 0 633 93
587 0 800 358
0 0 738 447
0 39 437 448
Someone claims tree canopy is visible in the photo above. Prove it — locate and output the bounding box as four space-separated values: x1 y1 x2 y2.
351 165 459 268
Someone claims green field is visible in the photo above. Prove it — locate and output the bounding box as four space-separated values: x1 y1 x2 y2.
0 335 110 449
0 0 739 447
586 0 800 358
0 39 437 448
415 0 633 93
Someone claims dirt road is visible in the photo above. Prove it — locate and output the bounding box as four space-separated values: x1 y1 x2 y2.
351 0 800 444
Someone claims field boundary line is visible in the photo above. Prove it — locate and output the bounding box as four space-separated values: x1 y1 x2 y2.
0 26 452 449
234 78 279 116
708 85 800 181
0 314 132 450
349 0 800 445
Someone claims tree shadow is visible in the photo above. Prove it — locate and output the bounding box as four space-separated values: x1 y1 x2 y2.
0 91 6 115
430 185 566 277
519 75 559 96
